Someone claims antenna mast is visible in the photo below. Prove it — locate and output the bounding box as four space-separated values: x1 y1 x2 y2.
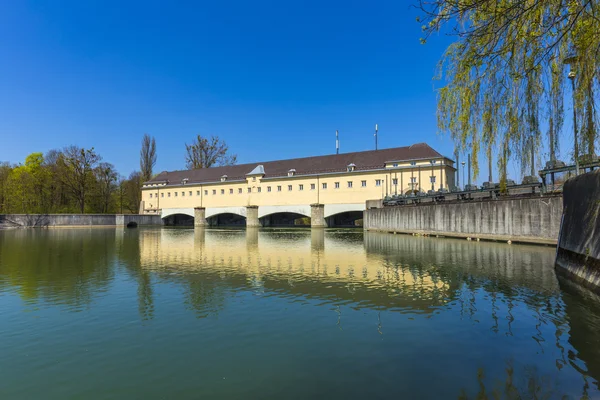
336 130 339 154
374 124 378 150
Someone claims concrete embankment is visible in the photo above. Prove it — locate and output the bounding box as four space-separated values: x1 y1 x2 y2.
364 196 563 245
0 214 162 228
555 170 600 290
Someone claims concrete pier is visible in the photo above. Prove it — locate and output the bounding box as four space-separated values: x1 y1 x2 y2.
310 204 327 228
194 207 208 228
246 206 261 227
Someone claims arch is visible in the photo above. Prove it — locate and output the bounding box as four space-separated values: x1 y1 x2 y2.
162 213 194 226
326 210 364 228
126 221 138 228
206 212 246 227
258 205 311 219
205 207 247 219
161 207 194 219
324 203 365 218
260 212 310 227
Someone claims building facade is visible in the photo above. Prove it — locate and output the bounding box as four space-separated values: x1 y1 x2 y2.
141 143 455 227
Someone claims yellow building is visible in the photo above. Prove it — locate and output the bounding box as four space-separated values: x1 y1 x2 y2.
140 143 455 227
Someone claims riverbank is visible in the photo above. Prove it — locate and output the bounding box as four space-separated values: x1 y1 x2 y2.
0 214 162 228
363 195 563 245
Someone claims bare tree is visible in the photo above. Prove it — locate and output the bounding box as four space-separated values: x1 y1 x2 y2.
95 162 118 213
123 171 143 213
185 135 237 169
59 146 101 213
140 134 157 182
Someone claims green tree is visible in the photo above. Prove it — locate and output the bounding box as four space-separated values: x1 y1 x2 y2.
417 0 600 182
140 134 157 182
185 135 237 169
5 153 50 213
0 162 13 213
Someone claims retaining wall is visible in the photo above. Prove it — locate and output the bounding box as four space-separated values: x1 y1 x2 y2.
0 214 162 228
364 196 563 245
555 170 600 290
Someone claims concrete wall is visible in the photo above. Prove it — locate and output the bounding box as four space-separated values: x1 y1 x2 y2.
556 170 600 290
364 196 563 245
0 214 162 228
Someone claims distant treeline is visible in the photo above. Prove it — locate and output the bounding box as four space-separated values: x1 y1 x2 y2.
0 133 159 214
0 133 240 215
0 147 143 214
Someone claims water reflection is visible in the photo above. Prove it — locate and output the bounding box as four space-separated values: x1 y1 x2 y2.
1 228 600 398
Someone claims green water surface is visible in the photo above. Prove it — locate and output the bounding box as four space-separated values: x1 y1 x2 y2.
1 228 599 399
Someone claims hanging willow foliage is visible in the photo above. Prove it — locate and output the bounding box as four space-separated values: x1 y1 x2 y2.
418 0 600 181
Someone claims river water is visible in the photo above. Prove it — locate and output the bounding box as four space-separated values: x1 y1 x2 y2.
1 228 599 399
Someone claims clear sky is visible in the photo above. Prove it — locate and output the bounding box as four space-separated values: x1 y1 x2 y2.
0 0 486 179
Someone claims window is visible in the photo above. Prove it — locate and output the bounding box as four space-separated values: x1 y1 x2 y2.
188 191 191 196
267 186 272 192
311 183 315 190
168 192 171 197
299 184 304 191
150 193 153 198
252 176 256 182
238 188 242 194
221 189 225 195
181 191 185 196
175 192 178 197
347 181 353 188
230 188 233 194
258 187 261 193
212 190 216 195
288 169 296 177
392 178 398 185
410 161 417 166
430 160 437 164
196 190 200 196
393 163 398 167
277 185 282 192
322 183 327 189
248 187 251 193
335 182 340 189
361 180 366 187
410 177 417 183
375 179 382 187
161 193 164 198
288 185 292 191
430 176 436 183
204 190 208 195
347 163 356 172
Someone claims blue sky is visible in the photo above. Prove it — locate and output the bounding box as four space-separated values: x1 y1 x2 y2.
0 0 518 182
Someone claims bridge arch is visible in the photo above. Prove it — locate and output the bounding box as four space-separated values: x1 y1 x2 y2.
324 204 365 227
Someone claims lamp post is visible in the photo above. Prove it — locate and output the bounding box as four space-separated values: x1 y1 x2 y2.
564 54 580 176
461 161 466 190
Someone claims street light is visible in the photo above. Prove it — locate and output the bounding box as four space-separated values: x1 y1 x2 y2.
461 161 466 190
564 54 580 176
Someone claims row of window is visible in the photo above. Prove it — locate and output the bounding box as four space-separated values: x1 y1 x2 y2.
148 177 437 199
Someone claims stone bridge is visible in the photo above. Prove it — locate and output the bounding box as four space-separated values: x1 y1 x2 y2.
160 203 365 228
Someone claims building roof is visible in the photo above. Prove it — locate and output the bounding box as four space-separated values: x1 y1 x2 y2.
147 143 449 186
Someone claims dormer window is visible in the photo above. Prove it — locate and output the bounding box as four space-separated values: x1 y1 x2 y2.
430 160 437 165
221 175 228 182
288 169 296 177
347 163 356 172
182 178 189 185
